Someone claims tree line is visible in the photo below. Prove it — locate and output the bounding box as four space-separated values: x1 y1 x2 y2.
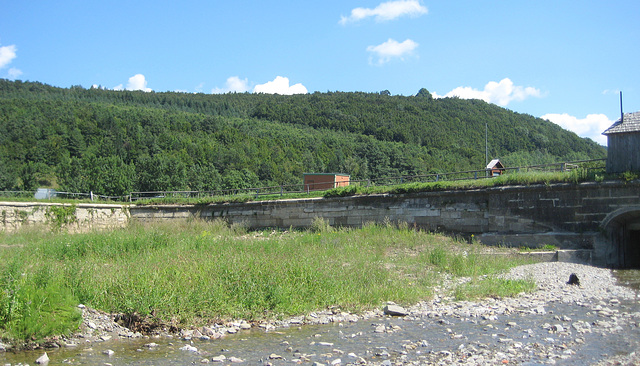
0 79 605 196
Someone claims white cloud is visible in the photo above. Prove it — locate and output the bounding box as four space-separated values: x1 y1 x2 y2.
541 113 612 146
367 38 418 65
340 0 427 24
7 67 22 80
114 74 152 92
0 44 17 69
212 76 250 94
253 76 307 95
434 78 541 106
126 74 152 92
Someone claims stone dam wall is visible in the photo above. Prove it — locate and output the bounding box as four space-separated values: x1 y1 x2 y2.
2 180 639 267
0 202 129 233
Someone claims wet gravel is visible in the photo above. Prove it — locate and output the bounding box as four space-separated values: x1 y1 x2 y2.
2 262 639 365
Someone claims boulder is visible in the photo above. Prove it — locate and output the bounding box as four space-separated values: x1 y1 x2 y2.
383 304 408 316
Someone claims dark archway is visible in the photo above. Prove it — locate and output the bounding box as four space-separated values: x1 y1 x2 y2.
602 207 640 268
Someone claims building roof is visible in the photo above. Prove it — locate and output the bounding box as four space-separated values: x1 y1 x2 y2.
303 173 350 177
486 159 505 170
603 111 640 135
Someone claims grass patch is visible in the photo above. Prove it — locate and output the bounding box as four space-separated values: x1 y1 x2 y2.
454 277 536 301
0 220 537 341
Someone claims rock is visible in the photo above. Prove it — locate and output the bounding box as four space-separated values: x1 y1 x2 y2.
229 356 244 363
552 324 564 333
144 342 159 348
103 349 115 356
567 273 580 286
331 358 342 365
383 304 408 316
180 344 198 352
269 353 283 359
35 352 50 364
211 355 226 362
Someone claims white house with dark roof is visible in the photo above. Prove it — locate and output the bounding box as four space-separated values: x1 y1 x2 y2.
602 111 640 173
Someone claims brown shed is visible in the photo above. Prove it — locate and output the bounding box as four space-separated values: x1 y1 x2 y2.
486 159 506 177
303 173 350 191
603 111 640 174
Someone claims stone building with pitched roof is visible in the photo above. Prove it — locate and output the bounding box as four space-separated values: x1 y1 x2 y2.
602 111 640 173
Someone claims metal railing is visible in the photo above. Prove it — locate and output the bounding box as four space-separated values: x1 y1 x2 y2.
0 159 606 202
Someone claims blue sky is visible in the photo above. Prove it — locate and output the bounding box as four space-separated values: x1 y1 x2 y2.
1 1 638 145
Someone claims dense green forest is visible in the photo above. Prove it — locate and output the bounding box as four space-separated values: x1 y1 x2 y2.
0 79 605 196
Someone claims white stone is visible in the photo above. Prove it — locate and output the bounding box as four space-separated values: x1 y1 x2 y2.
35 352 49 364
180 344 198 352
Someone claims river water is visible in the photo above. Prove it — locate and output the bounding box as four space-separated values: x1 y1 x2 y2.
2 270 639 366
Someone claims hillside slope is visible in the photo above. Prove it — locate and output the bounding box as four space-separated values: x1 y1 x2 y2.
0 79 605 195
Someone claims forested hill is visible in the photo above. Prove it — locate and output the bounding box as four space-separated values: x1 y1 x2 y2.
0 79 605 196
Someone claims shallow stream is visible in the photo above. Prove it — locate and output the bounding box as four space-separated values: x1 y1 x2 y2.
2 270 639 365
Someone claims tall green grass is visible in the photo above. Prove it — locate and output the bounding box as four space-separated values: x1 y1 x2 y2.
325 169 596 197
0 220 536 341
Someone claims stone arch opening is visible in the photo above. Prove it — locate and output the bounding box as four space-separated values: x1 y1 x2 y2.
602 207 640 268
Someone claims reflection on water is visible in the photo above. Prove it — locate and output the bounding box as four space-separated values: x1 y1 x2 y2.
613 269 640 291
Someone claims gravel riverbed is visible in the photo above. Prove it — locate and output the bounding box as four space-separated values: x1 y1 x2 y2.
2 262 639 365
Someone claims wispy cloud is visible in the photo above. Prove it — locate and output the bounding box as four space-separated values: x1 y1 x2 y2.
541 113 612 146
602 89 620 95
7 67 22 80
253 76 307 95
114 74 152 92
340 0 427 24
212 76 250 94
433 78 541 106
367 38 418 65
